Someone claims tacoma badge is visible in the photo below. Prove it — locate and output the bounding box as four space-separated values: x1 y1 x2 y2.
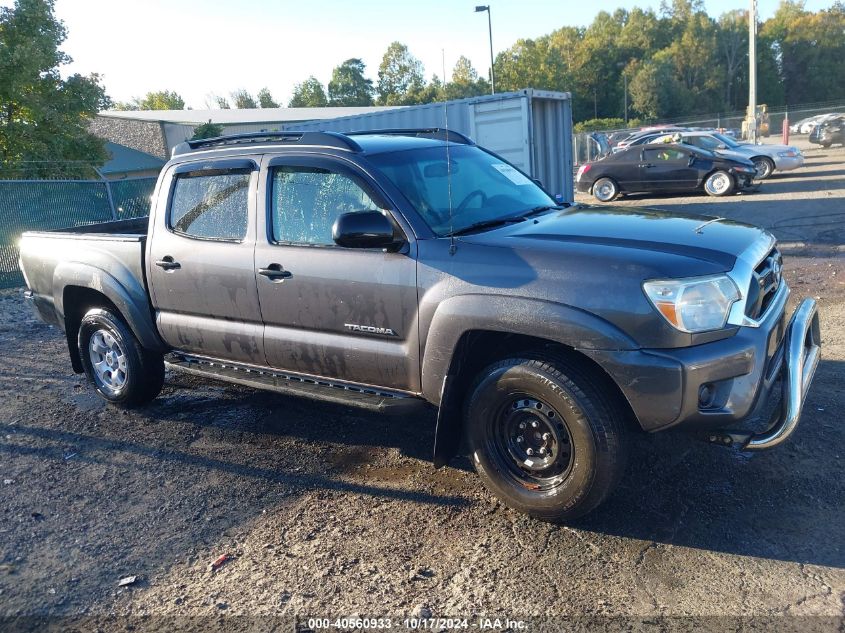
344 323 397 336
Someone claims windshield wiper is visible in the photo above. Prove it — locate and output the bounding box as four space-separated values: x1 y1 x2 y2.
446 216 527 237
520 204 566 218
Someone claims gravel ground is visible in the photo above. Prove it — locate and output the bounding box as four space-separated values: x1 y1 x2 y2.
1 144 844 629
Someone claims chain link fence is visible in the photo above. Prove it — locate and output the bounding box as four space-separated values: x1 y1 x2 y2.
573 100 845 165
0 175 158 289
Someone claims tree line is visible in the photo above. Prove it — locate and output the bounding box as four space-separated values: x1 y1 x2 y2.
2 0 844 177
114 0 845 125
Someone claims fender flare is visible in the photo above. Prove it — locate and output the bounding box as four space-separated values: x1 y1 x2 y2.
424 295 639 468
421 294 638 405
53 261 165 354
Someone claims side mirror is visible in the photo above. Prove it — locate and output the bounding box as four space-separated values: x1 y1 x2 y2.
688 156 696 167
332 210 401 250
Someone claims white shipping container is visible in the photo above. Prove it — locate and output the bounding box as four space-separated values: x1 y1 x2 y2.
286 89 574 203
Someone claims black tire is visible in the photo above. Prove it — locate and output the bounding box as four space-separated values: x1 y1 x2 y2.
752 156 775 179
821 142 832 148
464 357 628 522
77 308 164 408
703 170 735 197
592 177 619 202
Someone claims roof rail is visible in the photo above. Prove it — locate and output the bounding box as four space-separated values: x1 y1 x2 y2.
346 128 475 145
172 131 362 156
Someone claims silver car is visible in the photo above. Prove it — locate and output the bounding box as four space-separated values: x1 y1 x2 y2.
650 131 804 179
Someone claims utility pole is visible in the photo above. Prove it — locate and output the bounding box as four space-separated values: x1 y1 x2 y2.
748 0 758 143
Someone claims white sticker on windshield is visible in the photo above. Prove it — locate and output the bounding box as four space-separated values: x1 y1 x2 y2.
491 163 533 186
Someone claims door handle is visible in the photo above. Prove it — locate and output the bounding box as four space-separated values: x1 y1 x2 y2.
155 256 181 271
639 163 655 168
258 264 292 282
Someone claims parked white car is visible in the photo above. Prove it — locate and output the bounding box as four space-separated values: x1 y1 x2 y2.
650 131 803 179
789 113 843 135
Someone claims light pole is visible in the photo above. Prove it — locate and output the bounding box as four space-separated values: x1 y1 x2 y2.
748 0 758 143
617 61 628 127
475 5 495 94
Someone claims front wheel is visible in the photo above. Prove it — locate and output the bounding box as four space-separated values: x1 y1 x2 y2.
464 357 628 522
704 170 735 197
752 157 775 179
78 308 164 408
592 177 619 202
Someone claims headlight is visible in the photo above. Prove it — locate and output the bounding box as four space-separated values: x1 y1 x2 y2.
643 275 740 333
778 150 798 158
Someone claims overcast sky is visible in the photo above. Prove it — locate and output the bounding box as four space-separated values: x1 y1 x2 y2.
2 0 837 109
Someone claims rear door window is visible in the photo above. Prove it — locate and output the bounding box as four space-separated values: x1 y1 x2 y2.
169 170 251 241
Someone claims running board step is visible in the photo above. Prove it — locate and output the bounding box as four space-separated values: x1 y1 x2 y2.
165 355 426 414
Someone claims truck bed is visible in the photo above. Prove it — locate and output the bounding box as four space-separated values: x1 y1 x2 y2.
19 217 152 333
25 216 149 240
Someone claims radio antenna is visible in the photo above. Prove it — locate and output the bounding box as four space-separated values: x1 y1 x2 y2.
442 49 456 255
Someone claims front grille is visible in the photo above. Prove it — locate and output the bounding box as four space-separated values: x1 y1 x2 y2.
745 247 783 320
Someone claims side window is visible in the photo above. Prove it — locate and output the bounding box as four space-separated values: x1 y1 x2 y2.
170 171 250 240
271 166 379 245
644 148 687 162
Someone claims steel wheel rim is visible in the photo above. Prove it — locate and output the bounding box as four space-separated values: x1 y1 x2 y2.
89 328 128 394
595 181 615 201
489 396 574 492
706 173 730 194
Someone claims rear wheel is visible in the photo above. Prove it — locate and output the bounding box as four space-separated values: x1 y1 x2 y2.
704 170 735 197
464 357 628 522
78 308 164 408
592 177 619 202
752 156 775 179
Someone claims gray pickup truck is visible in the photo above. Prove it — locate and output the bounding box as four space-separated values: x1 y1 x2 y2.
19 129 821 522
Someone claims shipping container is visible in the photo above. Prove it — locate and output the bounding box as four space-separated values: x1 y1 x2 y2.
286 89 574 203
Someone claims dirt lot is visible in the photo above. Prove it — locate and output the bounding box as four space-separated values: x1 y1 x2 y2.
1 143 844 629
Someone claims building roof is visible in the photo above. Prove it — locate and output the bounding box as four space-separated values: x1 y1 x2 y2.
101 141 166 175
97 106 401 125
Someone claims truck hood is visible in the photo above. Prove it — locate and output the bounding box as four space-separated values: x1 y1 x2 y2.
460 204 771 274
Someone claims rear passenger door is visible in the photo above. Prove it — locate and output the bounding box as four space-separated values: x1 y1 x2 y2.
253 154 419 392
147 158 265 365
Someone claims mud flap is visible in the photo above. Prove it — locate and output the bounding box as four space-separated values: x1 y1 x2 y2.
432 374 463 468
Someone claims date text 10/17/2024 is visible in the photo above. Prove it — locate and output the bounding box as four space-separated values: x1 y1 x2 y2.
302 617 529 631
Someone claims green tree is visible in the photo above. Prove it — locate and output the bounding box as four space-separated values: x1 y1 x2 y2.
213 95 230 109
629 53 686 119
328 58 373 106
288 77 328 107
139 90 184 110
257 87 278 108
0 0 108 177
231 89 257 108
717 10 747 110
377 42 425 105
763 1 845 105
190 120 224 140
443 56 490 100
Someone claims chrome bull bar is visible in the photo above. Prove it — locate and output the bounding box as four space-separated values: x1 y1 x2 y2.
743 298 821 451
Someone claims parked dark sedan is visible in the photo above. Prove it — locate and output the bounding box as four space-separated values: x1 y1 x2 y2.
809 116 845 147
576 143 758 201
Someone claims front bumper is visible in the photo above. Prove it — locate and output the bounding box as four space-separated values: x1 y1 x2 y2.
773 155 804 171
587 288 821 450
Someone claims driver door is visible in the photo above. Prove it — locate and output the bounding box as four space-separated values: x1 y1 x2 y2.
640 147 699 190
253 154 420 392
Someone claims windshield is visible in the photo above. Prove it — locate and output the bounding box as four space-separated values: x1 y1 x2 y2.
712 133 740 148
367 145 556 236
